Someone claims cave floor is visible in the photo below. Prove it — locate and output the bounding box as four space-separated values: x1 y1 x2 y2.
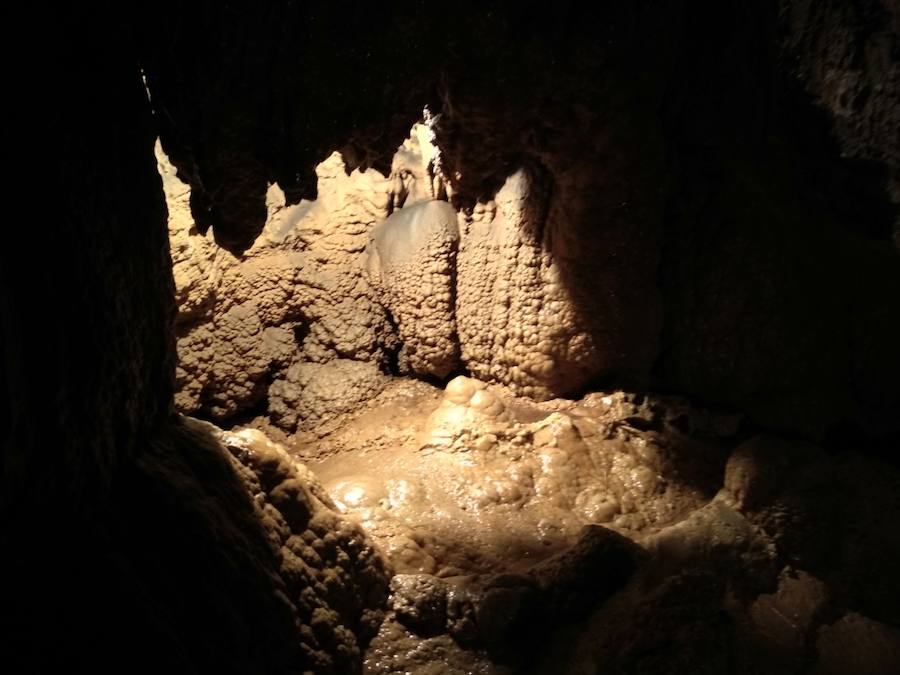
227 376 900 674
305 377 726 578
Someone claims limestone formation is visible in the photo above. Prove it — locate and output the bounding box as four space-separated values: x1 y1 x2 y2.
424 375 509 446
389 574 449 635
162 125 485 425
455 166 599 399
184 419 392 673
269 359 388 435
446 149 664 402
163 145 399 421
19 6 900 675
164 132 663 425
366 200 461 379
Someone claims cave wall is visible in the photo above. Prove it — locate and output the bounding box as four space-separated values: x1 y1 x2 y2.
146 0 899 440
161 132 443 428
3 7 392 673
163 144 397 422
656 0 900 437
2 7 175 515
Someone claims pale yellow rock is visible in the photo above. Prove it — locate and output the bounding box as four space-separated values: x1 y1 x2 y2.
161 133 434 420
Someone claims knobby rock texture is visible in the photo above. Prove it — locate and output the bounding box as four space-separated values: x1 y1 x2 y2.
147 0 899 440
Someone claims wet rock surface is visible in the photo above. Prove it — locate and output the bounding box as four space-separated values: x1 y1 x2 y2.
311 381 727 578
227 376 897 673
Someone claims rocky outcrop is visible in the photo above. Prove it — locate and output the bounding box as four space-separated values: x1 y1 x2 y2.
164 145 429 421
166 145 659 420
10 412 392 674
213 423 391 671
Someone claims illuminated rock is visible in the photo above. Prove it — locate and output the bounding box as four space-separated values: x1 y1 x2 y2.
455 166 617 399
424 376 509 446
164 143 417 421
366 200 461 378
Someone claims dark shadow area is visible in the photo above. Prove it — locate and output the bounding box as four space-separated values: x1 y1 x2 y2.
6 423 301 673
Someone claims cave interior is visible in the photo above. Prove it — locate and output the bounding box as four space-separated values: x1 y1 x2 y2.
3 2 900 674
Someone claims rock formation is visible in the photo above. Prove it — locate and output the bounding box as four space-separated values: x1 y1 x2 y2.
5 2 900 674
366 199 461 379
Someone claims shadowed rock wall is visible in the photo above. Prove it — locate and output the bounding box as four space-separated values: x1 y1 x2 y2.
3 6 391 673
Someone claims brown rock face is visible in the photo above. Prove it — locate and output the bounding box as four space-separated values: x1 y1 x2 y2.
163 148 403 421
146 1 899 440
454 162 661 399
